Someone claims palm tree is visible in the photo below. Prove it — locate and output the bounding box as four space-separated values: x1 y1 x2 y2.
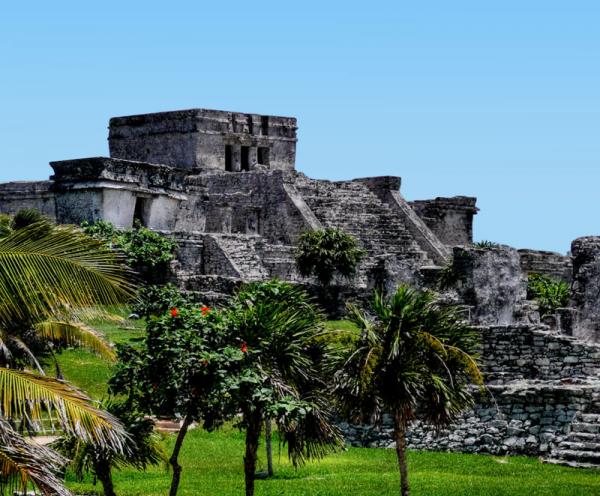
226 280 343 496
333 285 483 496
54 401 166 496
0 222 134 495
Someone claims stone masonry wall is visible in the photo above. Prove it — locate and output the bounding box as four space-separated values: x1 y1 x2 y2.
571 237 600 342
450 246 528 325
344 324 600 457
0 181 57 220
518 249 572 283
410 196 478 247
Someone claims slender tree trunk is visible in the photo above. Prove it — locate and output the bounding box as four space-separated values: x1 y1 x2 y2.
244 409 263 496
394 411 410 496
169 414 193 496
265 414 274 477
95 458 117 496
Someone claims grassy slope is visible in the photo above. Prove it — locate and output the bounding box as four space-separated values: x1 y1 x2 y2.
56 317 600 496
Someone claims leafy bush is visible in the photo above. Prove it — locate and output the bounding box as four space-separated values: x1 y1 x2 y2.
295 228 365 286
0 214 12 238
11 208 49 230
527 273 570 317
131 284 197 319
472 240 500 249
82 220 177 279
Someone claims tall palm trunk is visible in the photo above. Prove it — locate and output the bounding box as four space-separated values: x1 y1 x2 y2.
244 409 263 496
95 457 116 496
393 410 410 496
169 414 193 496
265 414 273 477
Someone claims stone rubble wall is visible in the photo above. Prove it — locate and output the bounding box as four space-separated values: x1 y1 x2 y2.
481 325 600 384
345 381 597 457
343 324 600 457
518 249 572 283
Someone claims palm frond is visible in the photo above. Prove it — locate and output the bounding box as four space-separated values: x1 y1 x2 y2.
6 335 44 374
0 368 127 450
0 223 135 328
0 419 71 496
35 320 116 361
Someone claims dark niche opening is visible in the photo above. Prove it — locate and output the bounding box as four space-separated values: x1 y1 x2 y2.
225 145 233 171
257 147 270 166
241 146 250 171
133 197 151 227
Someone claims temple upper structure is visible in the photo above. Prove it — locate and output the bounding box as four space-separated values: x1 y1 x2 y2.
108 109 297 171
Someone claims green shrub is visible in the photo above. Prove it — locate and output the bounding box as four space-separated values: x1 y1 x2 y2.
295 228 365 286
82 220 177 281
527 273 569 317
131 284 197 319
472 240 500 249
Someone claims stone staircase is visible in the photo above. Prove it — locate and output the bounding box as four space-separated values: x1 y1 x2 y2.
294 176 434 275
211 234 269 280
545 412 600 468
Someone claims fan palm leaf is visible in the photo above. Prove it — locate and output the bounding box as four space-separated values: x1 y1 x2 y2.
35 320 117 361
0 223 135 328
0 419 72 496
0 368 127 450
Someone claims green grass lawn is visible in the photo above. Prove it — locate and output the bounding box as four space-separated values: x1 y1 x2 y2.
53 315 600 496
65 427 600 496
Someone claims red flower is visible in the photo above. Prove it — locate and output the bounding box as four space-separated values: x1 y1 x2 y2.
152 383 158 391
201 306 211 316
201 359 209 367
170 307 179 318
240 342 248 353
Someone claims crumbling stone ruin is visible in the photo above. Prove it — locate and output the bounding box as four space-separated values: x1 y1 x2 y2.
2 108 600 467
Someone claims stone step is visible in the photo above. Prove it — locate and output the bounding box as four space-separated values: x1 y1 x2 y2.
578 413 600 423
547 449 600 464
571 422 600 434
565 431 600 443
557 440 600 452
543 457 600 469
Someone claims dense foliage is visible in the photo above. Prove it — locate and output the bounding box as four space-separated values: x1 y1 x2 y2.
295 228 365 286
54 401 165 496
527 273 570 317
131 284 197 319
334 285 483 496
225 280 343 496
0 220 133 496
81 220 177 274
110 303 240 496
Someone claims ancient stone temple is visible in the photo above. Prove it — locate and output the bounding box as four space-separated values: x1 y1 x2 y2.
0 108 477 299
2 108 600 468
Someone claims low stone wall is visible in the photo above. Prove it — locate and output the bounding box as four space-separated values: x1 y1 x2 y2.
518 249 572 283
345 381 597 456
342 323 600 457
481 325 600 383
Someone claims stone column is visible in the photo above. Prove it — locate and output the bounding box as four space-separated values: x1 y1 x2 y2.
571 237 600 341
231 145 241 172
249 147 258 170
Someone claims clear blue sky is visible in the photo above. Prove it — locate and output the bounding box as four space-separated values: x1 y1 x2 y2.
1 1 598 253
